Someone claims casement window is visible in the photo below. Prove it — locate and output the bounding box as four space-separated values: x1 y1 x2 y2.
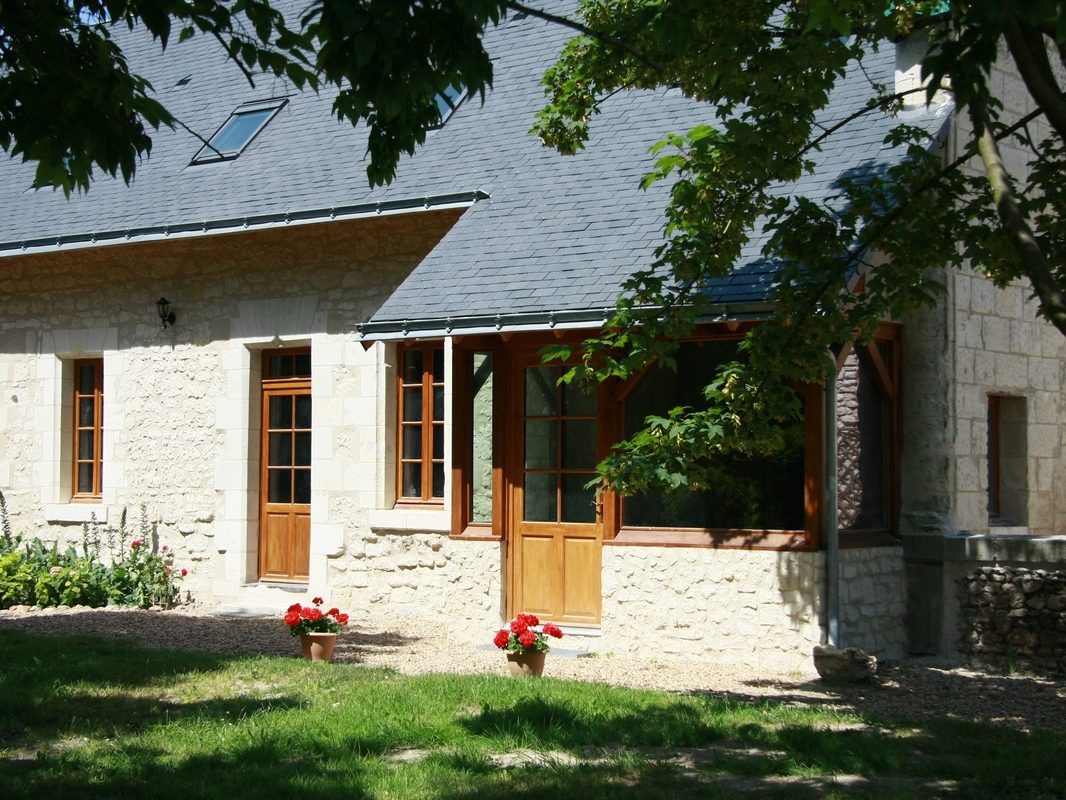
397 344 445 503
72 359 103 500
987 394 1027 527
620 339 807 532
449 326 901 549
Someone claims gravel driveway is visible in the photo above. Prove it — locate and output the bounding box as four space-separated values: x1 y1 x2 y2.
1 604 1063 733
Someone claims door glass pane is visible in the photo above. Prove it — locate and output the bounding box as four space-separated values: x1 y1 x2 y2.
78 363 96 392
432 463 445 498
561 420 596 469
79 398 94 427
432 347 444 382
403 350 423 384
524 420 557 469
523 472 557 522
269 433 292 467
268 469 291 503
77 463 94 494
561 474 596 523
295 395 312 428
294 352 311 377
269 395 292 429
432 386 444 421
402 463 421 498
267 354 292 378
293 469 311 504
432 424 444 460
403 426 422 459
403 388 423 421
78 430 94 459
524 367 557 416
561 379 596 415
295 432 311 467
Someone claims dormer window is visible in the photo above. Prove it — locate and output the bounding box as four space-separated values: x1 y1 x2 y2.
430 84 467 129
191 99 287 164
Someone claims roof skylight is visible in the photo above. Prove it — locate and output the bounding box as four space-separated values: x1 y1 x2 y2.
430 84 467 129
191 99 288 164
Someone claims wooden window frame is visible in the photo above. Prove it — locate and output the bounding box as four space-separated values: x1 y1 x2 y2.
397 343 445 505
72 358 104 501
447 324 902 551
451 345 505 539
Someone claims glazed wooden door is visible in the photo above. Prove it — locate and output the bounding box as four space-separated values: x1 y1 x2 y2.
510 358 602 625
259 351 311 582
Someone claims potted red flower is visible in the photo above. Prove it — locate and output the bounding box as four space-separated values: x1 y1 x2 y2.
283 597 349 662
493 613 563 676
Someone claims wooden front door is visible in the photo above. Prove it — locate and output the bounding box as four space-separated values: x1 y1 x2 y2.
509 357 603 625
259 350 311 582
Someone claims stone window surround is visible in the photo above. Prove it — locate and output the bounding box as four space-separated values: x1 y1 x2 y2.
36 326 119 524
214 328 453 599
370 338 452 533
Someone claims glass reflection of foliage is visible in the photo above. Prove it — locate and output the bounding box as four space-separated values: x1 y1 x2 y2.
622 341 805 531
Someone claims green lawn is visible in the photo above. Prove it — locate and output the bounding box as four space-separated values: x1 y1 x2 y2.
0 630 1062 799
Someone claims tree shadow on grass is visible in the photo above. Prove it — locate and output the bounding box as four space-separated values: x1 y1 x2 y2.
0 630 303 752
706 659 1066 733
3 741 376 800
0 610 420 665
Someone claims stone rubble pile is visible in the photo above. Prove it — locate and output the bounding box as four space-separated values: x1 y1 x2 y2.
960 566 1066 675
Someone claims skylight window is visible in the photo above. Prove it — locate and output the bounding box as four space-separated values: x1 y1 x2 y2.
430 84 467 129
191 99 287 164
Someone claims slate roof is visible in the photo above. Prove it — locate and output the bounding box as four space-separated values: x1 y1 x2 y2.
0 2 952 337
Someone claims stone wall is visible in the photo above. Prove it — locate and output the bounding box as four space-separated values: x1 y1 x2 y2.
599 545 903 671
328 531 503 635
900 39 1066 656
0 212 461 600
960 566 1066 675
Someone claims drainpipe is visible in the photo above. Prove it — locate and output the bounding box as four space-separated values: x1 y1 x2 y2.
825 349 840 648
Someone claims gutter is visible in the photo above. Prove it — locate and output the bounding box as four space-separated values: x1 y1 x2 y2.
358 301 777 340
0 191 488 258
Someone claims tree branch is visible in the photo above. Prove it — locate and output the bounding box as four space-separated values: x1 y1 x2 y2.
972 103 1066 336
505 2 665 73
1003 13 1066 141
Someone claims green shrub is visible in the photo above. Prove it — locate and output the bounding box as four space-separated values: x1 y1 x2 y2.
0 491 185 610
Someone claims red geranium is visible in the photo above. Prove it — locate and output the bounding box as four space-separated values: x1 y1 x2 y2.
492 613 564 654
283 596 349 638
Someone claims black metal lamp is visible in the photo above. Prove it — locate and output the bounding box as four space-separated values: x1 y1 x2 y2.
156 297 176 329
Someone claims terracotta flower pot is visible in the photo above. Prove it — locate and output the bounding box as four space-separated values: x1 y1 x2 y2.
506 650 546 677
300 632 338 662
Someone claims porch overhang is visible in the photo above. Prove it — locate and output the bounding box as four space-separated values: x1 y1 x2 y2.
357 301 777 341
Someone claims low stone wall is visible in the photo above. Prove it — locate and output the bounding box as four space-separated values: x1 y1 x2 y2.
960 566 1066 674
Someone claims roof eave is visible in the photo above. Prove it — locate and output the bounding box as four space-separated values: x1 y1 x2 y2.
0 191 488 259
358 301 776 341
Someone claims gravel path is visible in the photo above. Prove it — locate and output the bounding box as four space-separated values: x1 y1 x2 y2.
1 603 1063 733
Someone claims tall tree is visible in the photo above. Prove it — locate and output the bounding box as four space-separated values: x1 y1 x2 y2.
2 1 1063 492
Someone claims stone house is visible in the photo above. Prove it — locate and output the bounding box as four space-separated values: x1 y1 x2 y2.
0 7 1062 670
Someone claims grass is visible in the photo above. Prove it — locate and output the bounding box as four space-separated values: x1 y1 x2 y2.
1 630 1064 799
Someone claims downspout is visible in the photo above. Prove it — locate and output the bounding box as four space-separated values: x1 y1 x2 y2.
825 350 840 648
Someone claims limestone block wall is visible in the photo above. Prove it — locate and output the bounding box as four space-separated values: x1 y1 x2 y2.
599 545 903 671
944 45 1066 536
0 211 461 601
838 546 906 658
328 531 503 635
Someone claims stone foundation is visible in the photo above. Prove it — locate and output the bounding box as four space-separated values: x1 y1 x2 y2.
960 565 1066 675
